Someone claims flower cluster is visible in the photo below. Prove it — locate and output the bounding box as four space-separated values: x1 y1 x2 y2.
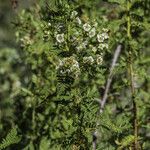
83 56 94 65
20 34 33 46
83 54 103 65
45 10 109 78
57 56 80 78
97 32 109 43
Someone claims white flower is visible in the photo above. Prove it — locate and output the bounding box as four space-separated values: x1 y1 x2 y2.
59 59 63 66
83 56 94 65
96 55 103 65
97 34 105 42
101 32 109 39
98 43 108 50
83 23 91 32
60 70 65 74
56 33 65 43
72 61 79 68
56 59 63 70
66 69 71 73
82 40 88 48
71 61 80 72
76 45 83 51
71 11 78 18
48 22 51 26
92 47 97 53
76 17 82 25
58 56 80 78
58 24 64 30
102 28 109 32
89 28 96 38
70 58 80 77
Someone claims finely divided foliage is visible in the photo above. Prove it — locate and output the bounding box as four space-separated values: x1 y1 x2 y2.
16 0 150 149
15 1 109 149
0 127 21 150
0 0 149 149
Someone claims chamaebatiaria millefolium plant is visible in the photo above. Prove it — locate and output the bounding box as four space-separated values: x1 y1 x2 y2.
15 0 110 149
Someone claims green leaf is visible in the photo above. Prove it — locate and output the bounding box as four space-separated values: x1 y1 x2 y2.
0 126 21 150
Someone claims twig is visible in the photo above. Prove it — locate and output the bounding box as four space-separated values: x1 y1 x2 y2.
100 44 122 113
129 54 138 150
92 131 97 150
92 44 122 150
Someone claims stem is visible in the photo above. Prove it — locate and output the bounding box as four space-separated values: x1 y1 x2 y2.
129 56 138 150
127 1 131 39
127 1 138 149
92 45 122 150
100 45 122 112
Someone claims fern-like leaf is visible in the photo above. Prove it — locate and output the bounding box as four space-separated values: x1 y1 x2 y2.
116 135 135 150
0 126 21 150
100 116 123 133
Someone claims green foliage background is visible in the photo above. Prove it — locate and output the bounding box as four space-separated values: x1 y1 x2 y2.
0 0 149 149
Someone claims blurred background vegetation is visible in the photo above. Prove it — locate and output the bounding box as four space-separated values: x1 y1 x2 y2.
0 0 33 136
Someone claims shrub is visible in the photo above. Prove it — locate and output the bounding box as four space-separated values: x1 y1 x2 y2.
15 0 110 149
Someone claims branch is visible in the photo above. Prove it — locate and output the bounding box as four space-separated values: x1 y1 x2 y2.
92 44 122 150
100 44 122 113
